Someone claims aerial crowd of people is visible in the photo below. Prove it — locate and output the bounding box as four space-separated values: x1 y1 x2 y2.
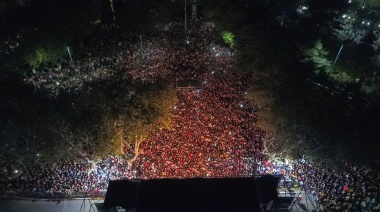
259 158 380 211
0 22 379 211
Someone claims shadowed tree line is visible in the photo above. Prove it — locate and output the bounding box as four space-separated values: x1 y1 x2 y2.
203 0 380 163
0 71 177 164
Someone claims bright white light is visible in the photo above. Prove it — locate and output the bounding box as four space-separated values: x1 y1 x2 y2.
212 47 215 50
173 106 176 109
343 15 346 18
240 104 244 108
348 0 352 3
211 71 215 74
15 170 18 173
367 22 370 25
37 153 40 156
229 132 232 135
362 21 365 24
348 17 350 19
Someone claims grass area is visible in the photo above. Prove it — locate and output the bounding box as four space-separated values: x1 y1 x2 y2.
330 62 380 93
363 83 380 93
330 63 355 83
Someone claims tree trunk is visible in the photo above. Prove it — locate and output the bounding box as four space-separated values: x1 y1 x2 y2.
127 140 142 166
261 134 275 155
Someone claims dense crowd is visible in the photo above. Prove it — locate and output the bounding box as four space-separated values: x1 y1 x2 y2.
0 155 134 196
128 23 264 179
1 22 379 212
23 25 126 94
259 158 380 211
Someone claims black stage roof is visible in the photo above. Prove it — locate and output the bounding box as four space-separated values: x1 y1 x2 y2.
104 176 280 212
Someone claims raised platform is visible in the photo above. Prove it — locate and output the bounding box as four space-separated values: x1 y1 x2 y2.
101 175 282 212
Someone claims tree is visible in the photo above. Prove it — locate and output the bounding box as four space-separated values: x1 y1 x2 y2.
221 31 235 48
114 0 183 33
359 0 380 9
204 0 252 31
235 24 273 72
24 40 66 68
302 40 333 72
361 31 377 45
2 0 101 69
118 82 178 165
306 0 348 36
355 43 376 65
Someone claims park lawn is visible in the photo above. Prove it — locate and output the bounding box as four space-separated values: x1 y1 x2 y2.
329 61 380 93
330 62 356 83
363 83 380 93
